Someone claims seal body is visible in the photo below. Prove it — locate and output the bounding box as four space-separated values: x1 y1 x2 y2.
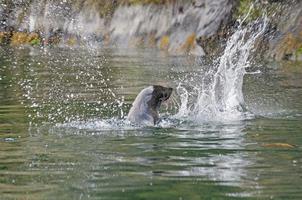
127 85 173 126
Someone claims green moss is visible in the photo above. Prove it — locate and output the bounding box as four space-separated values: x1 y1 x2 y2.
234 0 283 23
294 46 302 61
296 46 302 54
30 38 41 46
235 0 262 22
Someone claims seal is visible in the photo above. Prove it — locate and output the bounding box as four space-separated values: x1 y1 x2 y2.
127 85 173 126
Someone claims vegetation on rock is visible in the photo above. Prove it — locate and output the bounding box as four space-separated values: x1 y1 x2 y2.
0 0 301 61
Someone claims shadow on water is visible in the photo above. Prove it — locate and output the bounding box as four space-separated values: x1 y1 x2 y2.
0 38 302 199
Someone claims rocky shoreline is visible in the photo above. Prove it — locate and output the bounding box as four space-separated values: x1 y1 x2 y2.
0 0 301 61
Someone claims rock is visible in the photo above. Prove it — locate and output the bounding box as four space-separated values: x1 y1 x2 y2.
10 32 28 45
0 27 14 45
43 29 63 45
27 32 41 45
66 36 78 46
8 31 41 46
197 35 221 56
189 44 205 56
129 36 145 48
147 33 157 48
271 33 302 61
266 1 302 61
0 0 301 61
179 33 196 53
159 35 169 51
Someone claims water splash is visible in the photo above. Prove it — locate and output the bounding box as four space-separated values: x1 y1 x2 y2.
175 18 268 122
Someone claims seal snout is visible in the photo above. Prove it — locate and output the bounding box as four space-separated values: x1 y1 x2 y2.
160 87 173 102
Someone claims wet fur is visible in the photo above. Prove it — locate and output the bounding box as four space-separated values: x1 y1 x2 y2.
127 85 173 125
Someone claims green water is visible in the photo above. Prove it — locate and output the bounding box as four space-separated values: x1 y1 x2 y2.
0 46 302 200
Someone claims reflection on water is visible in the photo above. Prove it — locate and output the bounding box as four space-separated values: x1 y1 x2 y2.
0 46 302 199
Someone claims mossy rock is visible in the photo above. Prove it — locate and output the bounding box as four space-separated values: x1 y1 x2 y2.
0 31 14 45
129 36 145 47
234 0 282 24
196 34 222 56
9 32 42 46
10 32 29 45
0 32 5 43
147 33 157 47
30 38 41 46
159 35 169 50
126 0 167 5
294 46 302 61
274 33 302 61
27 33 41 45
179 33 196 53
234 0 262 23
103 33 111 46
66 36 78 46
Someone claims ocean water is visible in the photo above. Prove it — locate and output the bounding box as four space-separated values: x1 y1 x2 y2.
0 23 302 199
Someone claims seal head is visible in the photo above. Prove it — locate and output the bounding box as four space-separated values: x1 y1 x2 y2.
127 85 173 125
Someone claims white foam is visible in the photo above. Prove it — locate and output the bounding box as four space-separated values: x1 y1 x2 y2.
55 118 133 131
174 18 268 123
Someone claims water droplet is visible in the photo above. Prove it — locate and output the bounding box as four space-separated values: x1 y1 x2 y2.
4 138 16 142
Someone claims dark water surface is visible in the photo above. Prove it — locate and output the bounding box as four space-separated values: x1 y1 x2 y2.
0 47 302 199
